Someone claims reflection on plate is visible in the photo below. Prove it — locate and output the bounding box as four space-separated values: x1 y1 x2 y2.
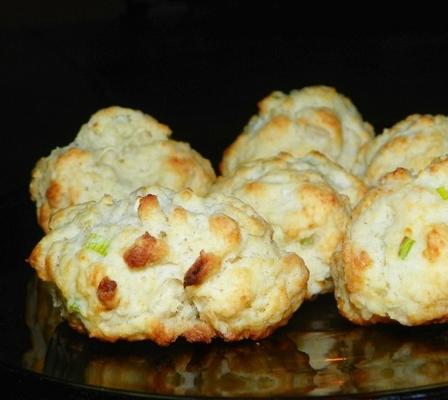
22 275 448 398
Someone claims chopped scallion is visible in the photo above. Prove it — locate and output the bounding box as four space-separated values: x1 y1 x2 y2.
84 233 110 256
398 236 415 260
437 186 448 200
67 300 81 314
300 235 315 246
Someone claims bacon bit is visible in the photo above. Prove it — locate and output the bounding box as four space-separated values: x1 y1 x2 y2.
123 232 167 268
184 250 220 287
97 277 118 309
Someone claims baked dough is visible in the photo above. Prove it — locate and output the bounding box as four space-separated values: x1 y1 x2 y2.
354 114 448 186
30 106 216 232
28 186 308 345
333 157 448 325
220 86 374 175
212 151 363 298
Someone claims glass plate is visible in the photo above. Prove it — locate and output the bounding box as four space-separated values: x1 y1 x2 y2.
3 189 448 399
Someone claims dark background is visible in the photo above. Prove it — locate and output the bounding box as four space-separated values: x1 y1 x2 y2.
2 1 448 195
1 1 448 398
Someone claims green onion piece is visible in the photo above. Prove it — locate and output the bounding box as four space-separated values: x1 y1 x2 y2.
398 236 415 260
67 300 81 314
300 235 315 246
437 186 448 200
84 233 110 256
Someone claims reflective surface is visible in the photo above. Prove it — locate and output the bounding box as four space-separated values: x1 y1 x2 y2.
4 192 448 398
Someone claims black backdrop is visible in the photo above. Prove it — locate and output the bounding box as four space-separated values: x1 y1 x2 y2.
2 1 448 195
1 1 448 398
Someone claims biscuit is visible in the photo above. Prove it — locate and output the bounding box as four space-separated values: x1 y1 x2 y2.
28 186 308 345
332 156 448 325
30 106 216 232
354 114 448 186
212 151 360 298
220 86 374 175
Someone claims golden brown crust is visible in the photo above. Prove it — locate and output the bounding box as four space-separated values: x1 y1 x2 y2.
172 206 188 223
183 324 216 343
30 106 216 232
221 86 374 175
314 108 343 137
88 263 105 288
168 156 197 181
344 247 373 294
45 181 61 208
428 155 448 174
221 313 293 342
55 147 89 167
423 224 448 263
208 214 241 250
27 243 50 282
138 194 160 217
359 114 448 186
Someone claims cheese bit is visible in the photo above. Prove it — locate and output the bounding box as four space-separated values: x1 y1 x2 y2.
300 235 315 246
398 236 415 260
84 233 110 256
437 186 448 200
